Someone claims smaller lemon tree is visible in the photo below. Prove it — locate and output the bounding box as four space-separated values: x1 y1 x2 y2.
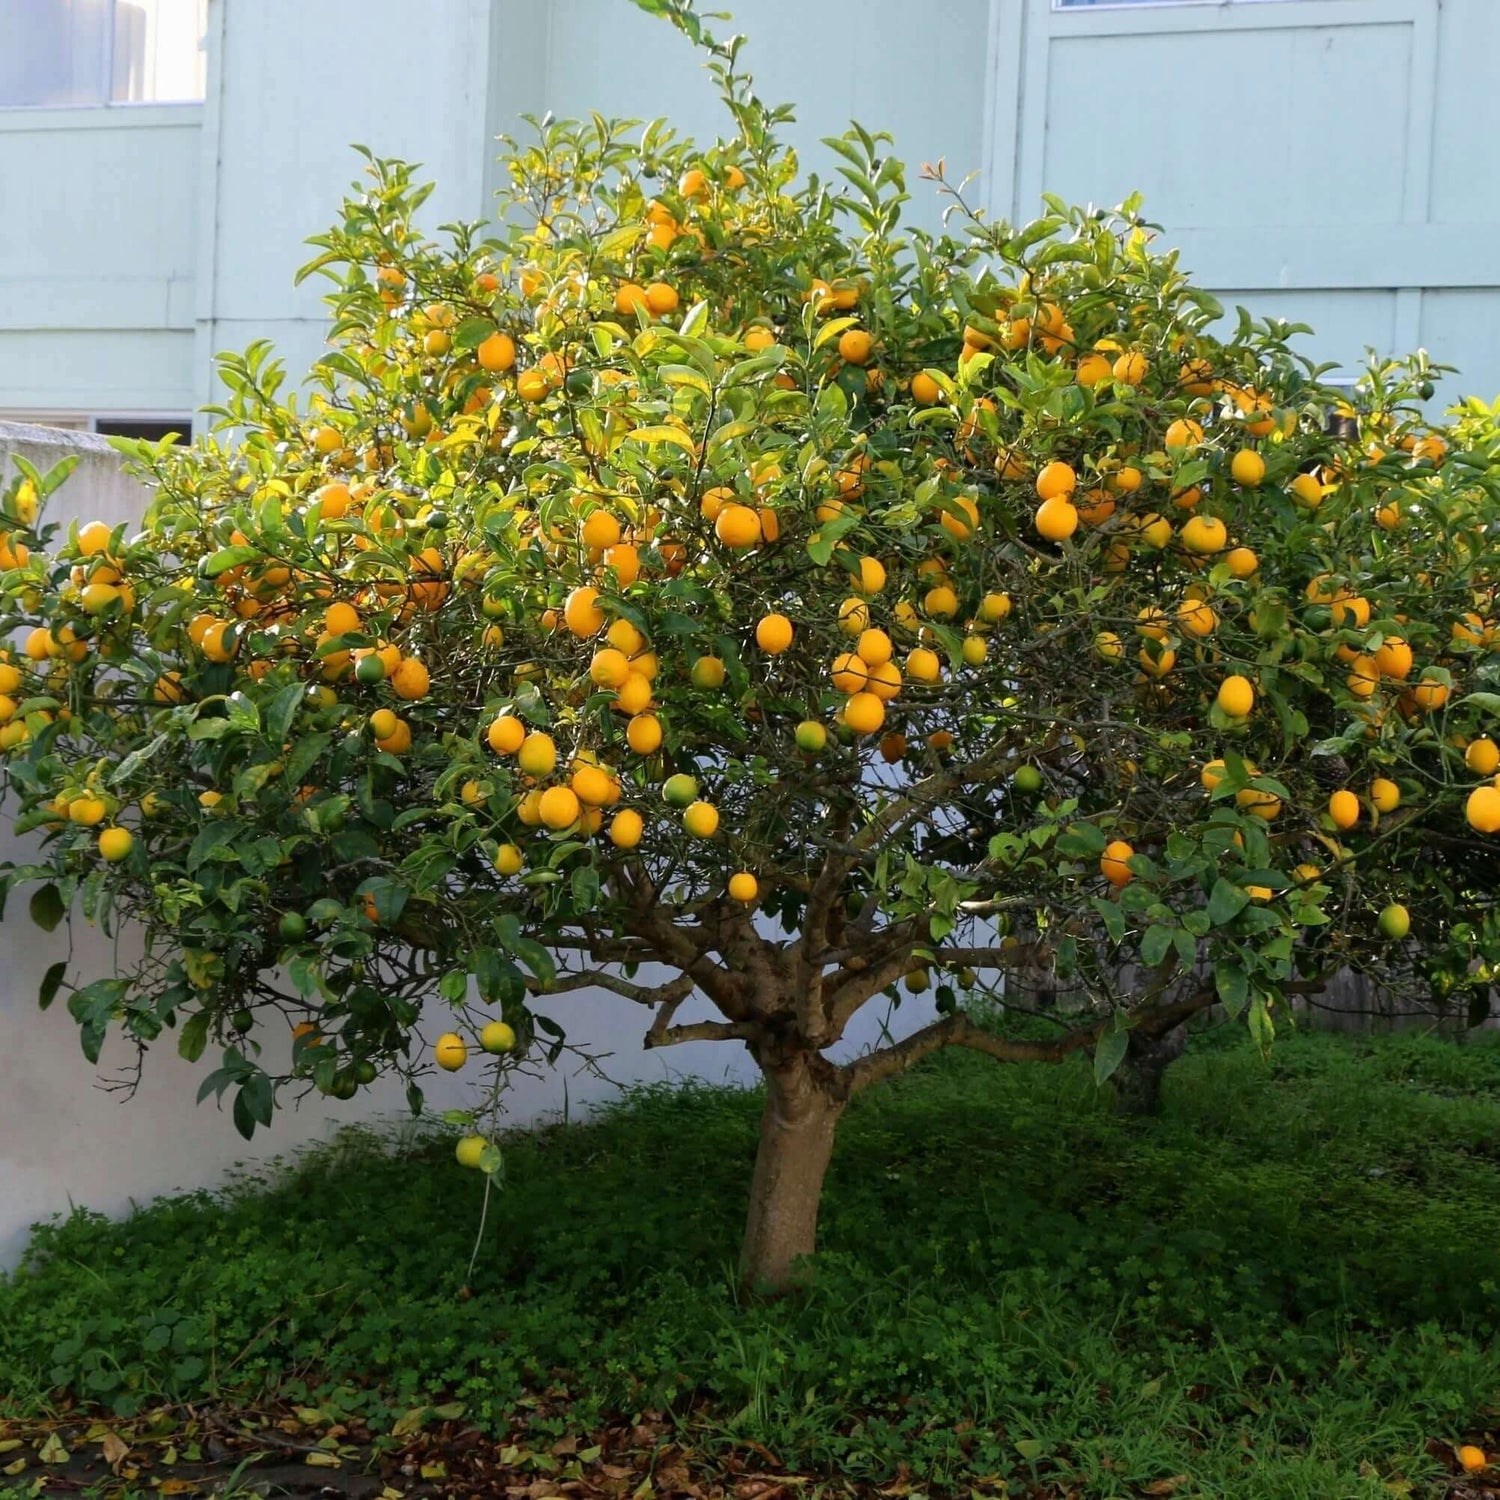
4 14 1500 1288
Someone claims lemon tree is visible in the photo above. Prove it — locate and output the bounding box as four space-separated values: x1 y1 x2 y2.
4 5 1500 1288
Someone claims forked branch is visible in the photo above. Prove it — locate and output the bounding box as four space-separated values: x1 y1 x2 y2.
838 986 1221 1096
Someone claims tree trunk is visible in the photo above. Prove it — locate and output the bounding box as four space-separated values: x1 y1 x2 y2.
1112 1023 1188 1117
739 1052 844 1291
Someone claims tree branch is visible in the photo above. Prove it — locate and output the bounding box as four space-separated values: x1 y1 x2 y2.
796 800 854 1045
839 975 1336 1097
537 970 696 1008
851 739 1022 854
645 1018 758 1048
626 884 750 1017
825 937 1044 1033
839 987 1220 1096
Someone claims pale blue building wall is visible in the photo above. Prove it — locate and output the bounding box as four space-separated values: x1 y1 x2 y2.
0 0 1497 422
1009 0 1500 403
0 104 199 413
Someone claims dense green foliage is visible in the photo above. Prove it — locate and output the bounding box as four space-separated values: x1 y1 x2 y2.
5 1031 1500 1497
4 9 1500 1167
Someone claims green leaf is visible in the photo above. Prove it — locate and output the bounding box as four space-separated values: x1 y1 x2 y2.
178 1010 210 1062
1207 878 1249 927
453 317 498 352
67 977 128 1065
226 691 260 731
364 878 408 926
202 544 262 577
1215 960 1249 1019
109 733 169 788
268 682 305 741
570 865 600 913
1058 822 1107 856
36 453 80 497
622 424 697 453
29 884 65 932
1140 924 1175 968
331 827 380 864
658 363 714 397
1091 895 1126 943
470 946 502 1001
38 960 66 1011
241 836 285 876
1094 1025 1130 1086
512 936 556 988
285 731 333 786
1248 992 1275 1055
242 1071 274 1127
1173 928 1198 967
187 823 236 872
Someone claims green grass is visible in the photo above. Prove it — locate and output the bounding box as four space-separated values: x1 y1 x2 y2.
5 1029 1500 1497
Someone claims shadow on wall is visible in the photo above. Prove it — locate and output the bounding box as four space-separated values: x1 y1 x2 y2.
0 424 938 1267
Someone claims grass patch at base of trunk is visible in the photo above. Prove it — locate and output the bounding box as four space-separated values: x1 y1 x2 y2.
5 1029 1500 1498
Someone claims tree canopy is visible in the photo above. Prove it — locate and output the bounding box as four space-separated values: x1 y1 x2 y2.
4 17 1500 1285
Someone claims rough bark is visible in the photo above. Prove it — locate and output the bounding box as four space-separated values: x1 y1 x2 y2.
739 1050 844 1291
1111 1022 1189 1116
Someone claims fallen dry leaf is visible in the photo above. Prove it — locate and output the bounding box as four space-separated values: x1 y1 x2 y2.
38 1432 69 1465
1142 1478 1188 1496
100 1429 131 1470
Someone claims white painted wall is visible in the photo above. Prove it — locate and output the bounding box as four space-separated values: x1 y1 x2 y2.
0 106 199 413
192 0 497 410
0 424 932 1266
495 0 991 234
1000 0 1500 401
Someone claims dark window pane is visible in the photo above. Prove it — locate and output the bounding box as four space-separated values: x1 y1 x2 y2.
95 417 191 443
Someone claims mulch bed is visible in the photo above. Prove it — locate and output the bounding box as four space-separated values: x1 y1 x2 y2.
1 1404 1495 1498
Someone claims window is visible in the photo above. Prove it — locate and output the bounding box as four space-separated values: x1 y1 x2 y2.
0 0 206 108
94 416 192 443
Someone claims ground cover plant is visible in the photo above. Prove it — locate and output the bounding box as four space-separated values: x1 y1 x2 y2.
5 1031 1500 1498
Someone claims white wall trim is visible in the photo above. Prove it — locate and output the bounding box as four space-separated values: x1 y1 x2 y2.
981 0 1027 222
192 0 229 414
0 104 203 133
1049 0 1426 37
